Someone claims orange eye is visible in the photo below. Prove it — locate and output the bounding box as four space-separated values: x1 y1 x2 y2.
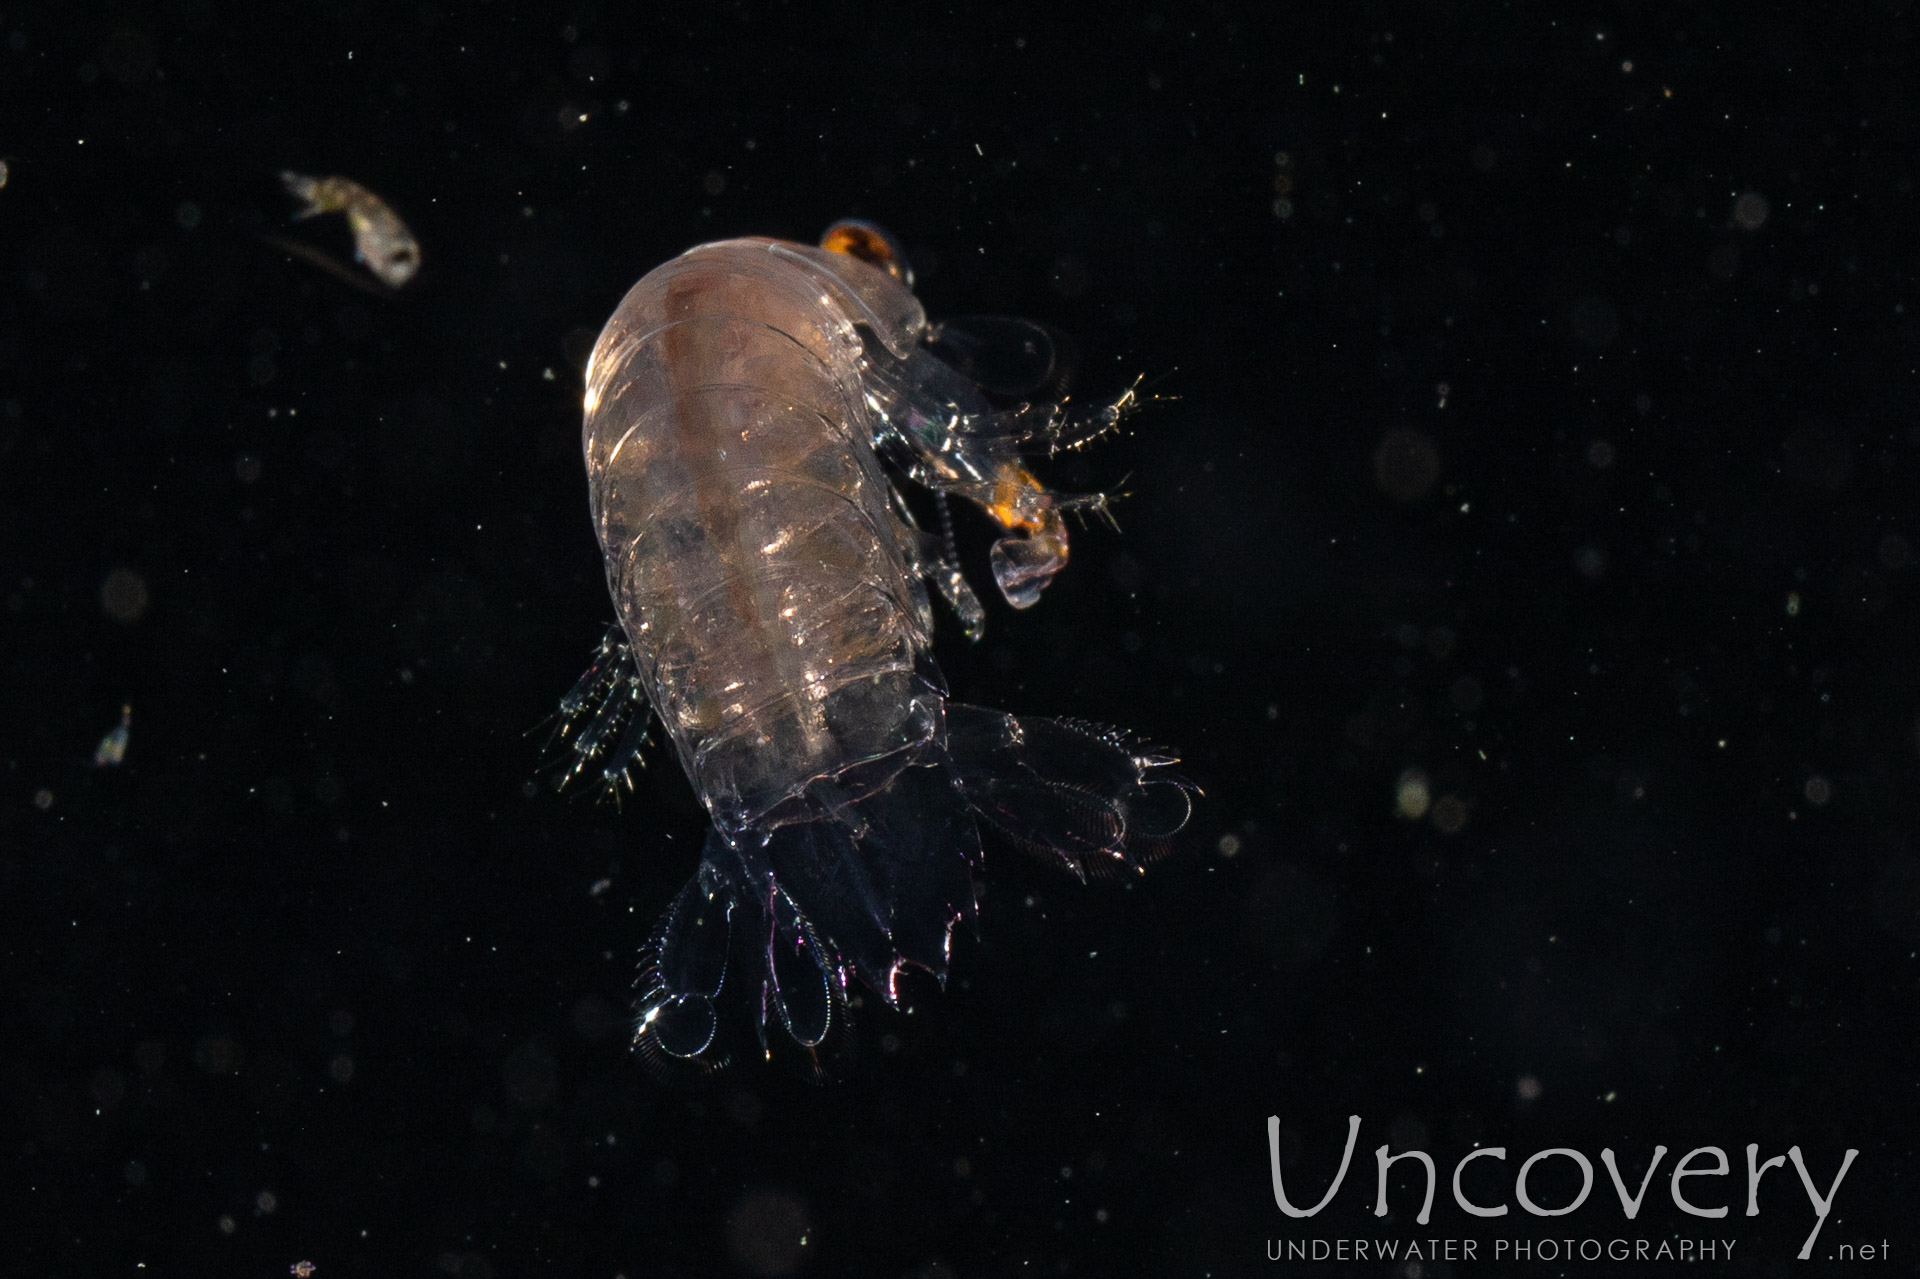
820 218 913 288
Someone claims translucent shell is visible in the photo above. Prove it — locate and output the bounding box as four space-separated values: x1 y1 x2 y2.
566 224 1190 1081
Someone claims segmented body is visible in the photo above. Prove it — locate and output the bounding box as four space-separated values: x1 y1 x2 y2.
572 227 1190 1077
583 239 939 839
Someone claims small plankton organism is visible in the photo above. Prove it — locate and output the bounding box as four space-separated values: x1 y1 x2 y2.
93 705 131 768
279 171 420 288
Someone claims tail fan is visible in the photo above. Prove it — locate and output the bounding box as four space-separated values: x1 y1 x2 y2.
763 759 981 1001
635 763 978 1082
946 703 1194 879
632 867 734 1081
761 888 852 1082
632 708 1190 1081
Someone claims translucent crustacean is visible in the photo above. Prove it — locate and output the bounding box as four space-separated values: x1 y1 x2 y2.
562 220 1192 1078
278 171 421 289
